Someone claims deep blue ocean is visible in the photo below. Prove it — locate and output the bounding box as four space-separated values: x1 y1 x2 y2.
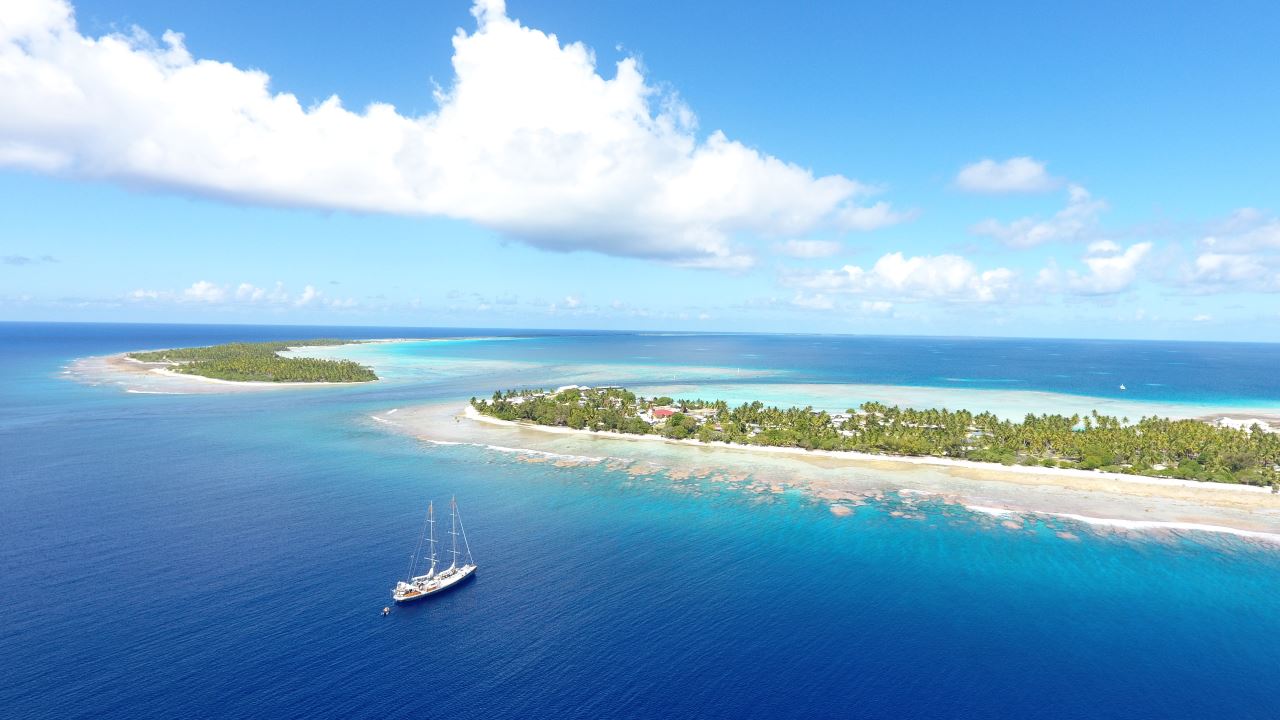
4 322 1280 719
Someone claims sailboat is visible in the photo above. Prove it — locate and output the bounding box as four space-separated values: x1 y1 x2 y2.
391 497 477 603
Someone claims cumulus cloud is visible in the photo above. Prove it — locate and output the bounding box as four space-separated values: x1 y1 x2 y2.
182 280 226 303
971 184 1106 248
775 239 842 259
295 284 320 307
1190 253 1270 286
788 252 1016 303
0 0 907 269
954 156 1058 194
1039 241 1152 295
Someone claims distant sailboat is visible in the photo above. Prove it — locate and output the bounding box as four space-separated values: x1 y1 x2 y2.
1119 384 1127 391
392 497 477 603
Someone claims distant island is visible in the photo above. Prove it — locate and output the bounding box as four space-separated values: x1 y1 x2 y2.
127 339 377 383
472 386 1280 487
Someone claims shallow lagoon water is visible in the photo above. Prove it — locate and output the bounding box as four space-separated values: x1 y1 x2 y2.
5 323 1280 719
298 336 1280 421
631 381 1278 425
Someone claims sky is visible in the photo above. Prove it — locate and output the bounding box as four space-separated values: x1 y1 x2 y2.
1 0 1278 340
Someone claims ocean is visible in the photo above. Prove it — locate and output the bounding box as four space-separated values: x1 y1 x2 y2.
3 322 1280 719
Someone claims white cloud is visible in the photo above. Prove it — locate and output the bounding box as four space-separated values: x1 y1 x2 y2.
295 284 320 307
1040 241 1152 295
789 252 1016 303
0 0 908 269
1075 241 1150 294
860 300 893 315
182 280 226 303
563 294 582 309
775 239 842 259
1184 209 1280 293
1191 253 1269 285
835 202 914 231
971 184 1106 248
127 280 355 308
235 282 265 302
955 156 1058 194
1203 208 1280 251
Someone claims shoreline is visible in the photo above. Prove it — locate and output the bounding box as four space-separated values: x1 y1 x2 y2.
106 352 374 388
393 404 1280 538
463 405 1271 495
72 338 410 393
105 336 518 389
147 364 373 387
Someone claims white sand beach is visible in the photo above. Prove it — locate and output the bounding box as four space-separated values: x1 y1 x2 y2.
371 400 1280 538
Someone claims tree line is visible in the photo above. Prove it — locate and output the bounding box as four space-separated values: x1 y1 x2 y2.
128 339 377 383
472 387 1280 487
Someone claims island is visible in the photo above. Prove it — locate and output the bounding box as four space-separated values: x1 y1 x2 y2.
127 339 377 383
472 385 1280 487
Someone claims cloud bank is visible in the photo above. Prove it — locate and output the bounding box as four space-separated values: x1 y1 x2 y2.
128 280 355 308
787 252 1016 304
0 0 905 269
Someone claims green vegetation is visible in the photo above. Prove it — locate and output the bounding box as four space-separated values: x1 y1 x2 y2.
128 339 377 383
473 386 1280 487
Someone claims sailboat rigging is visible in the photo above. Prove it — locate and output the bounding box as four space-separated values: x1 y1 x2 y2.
391 497 477 603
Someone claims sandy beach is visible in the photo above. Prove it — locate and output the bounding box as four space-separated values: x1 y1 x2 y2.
372 401 1280 538
67 343 380 393
65 338 459 394
463 405 1273 494
72 352 372 392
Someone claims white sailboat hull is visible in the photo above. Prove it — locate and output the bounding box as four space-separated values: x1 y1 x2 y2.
391 563 477 603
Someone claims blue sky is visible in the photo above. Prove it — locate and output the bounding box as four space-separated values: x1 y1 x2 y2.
2 0 1278 339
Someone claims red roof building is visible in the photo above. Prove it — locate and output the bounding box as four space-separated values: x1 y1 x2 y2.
652 407 676 419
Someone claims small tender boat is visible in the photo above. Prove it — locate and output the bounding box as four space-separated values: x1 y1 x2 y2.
392 497 477 603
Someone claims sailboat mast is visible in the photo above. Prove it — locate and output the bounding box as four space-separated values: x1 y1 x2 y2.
449 496 459 569
428 501 437 576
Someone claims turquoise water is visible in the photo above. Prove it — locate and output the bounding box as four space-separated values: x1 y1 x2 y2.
342 331 1280 406
3 323 1280 719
